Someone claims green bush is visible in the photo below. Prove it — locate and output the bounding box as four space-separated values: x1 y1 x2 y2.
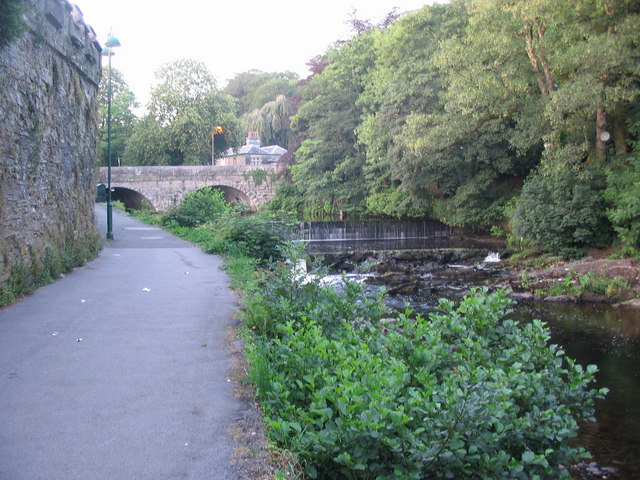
605 154 640 249
267 184 306 214
215 212 298 265
162 187 232 228
239 247 387 339
247 264 606 479
159 196 297 266
512 169 612 257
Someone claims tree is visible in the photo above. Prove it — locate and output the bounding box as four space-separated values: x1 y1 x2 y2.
605 114 640 249
124 59 239 166
290 31 379 215
225 70 299 147
243 94 291 148
357 2 470 218
392 0 547 227
98 67 138 166
224 70 298 116
541 0 640 164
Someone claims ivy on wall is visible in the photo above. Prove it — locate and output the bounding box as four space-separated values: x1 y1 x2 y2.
0 0 25 48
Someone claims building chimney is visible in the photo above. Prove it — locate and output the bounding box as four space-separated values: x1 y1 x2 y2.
246 131 260 147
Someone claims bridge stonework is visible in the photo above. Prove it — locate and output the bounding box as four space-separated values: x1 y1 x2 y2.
98 165 278 212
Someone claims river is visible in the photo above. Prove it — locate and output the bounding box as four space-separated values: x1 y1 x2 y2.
340 262 640 478
312 258 636 478
304 220 640 477
516 302 640 478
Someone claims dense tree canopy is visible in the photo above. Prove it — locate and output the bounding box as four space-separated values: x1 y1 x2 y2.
289 31 378 215
224 70 299 148
274 0 640 253
98 67 138 166
124 59 239 166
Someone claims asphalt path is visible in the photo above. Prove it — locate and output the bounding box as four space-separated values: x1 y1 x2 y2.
0 205 241 479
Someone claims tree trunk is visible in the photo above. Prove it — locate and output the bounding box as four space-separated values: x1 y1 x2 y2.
523 24 549 97
537 24 556 94
612 108 629 155
595 107 608 161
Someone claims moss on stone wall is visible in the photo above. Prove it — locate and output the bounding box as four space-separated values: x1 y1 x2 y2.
0 231 101 306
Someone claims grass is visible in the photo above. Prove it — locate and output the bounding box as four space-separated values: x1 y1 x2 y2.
518 271 631 299
0 231 101 308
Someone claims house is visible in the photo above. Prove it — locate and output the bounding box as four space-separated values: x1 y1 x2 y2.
218 131 286 166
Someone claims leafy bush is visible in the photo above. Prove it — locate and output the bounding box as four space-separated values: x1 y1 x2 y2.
577 272 630 297
267 184 306 213
535 272 630 299
162 187 232 228
605 154 640 249
247 265 606 479
215 212 298 265
239 246 386 338
512 169 612 257
159 194 297 266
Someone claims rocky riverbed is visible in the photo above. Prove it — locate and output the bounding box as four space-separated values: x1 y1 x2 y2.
319 250 640 308
498 257 640 306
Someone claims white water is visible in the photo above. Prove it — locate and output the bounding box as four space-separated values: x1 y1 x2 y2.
484 252 501 263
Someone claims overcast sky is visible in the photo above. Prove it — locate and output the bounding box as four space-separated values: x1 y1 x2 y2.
74 0 436 108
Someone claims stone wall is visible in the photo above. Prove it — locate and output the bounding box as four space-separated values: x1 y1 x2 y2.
0 0 102 287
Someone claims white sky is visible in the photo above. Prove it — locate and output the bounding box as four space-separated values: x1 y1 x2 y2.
74 0 436 108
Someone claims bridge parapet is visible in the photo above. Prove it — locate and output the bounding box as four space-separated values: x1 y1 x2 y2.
97 164 280 211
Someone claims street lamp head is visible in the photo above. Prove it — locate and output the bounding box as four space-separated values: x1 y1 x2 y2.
104 36 121 48
101 46 114 56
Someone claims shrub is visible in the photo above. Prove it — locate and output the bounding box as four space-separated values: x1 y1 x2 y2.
512 169 612 257
605 154 640 249
253 280 606 479
162 187 232 228
215 212 298 265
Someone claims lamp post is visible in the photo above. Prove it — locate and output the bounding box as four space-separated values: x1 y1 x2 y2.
102 35 121 240
211 126 224 165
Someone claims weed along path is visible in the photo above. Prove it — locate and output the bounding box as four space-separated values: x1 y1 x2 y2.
0 205 243 479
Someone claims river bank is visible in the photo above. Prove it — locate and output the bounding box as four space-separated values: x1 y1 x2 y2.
318 249 640 308
496 256 640 307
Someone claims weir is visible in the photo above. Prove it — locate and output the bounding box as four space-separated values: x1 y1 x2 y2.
300 220 455 253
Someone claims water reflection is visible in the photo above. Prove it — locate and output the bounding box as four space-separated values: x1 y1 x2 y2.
514 303 640 478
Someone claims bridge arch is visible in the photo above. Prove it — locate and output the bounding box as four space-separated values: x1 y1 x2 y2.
209 185 255 210
111 186 156 211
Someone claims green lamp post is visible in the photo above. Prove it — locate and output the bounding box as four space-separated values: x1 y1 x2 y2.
102 35 121 240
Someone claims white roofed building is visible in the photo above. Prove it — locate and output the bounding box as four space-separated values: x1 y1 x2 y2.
218 131 286 166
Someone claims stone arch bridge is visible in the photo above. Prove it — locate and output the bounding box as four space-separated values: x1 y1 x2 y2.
97 165 279 212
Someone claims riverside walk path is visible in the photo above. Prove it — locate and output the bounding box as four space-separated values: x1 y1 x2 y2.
0 205 242 479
